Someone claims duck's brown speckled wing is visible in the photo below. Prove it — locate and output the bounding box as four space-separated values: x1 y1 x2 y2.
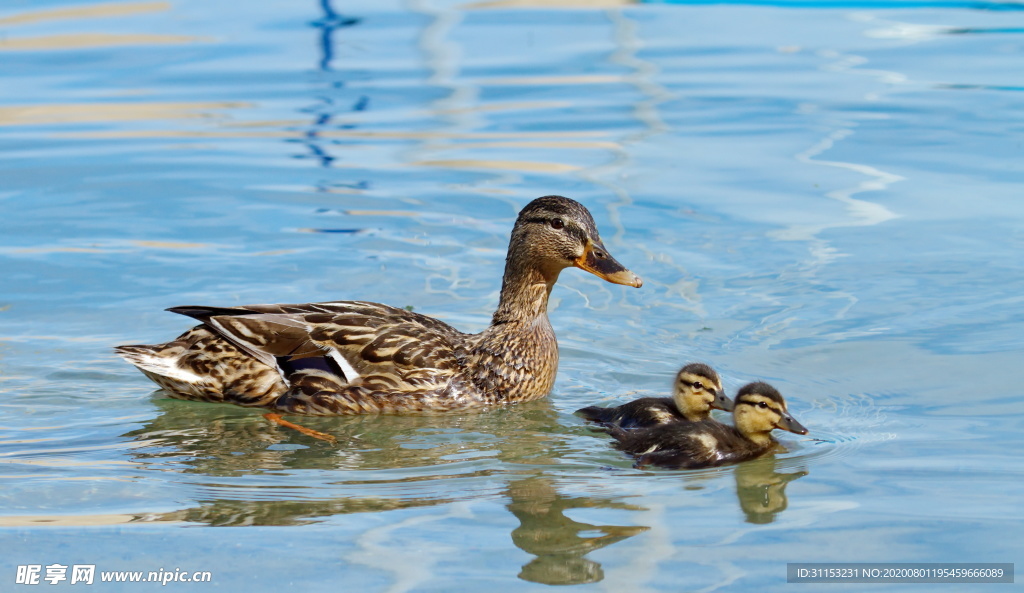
170 301 476 414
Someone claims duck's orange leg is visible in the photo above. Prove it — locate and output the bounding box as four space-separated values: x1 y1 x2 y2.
263 413 337 444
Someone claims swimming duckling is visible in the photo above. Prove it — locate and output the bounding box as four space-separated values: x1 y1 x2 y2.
609 382 808 470
576 363 732 429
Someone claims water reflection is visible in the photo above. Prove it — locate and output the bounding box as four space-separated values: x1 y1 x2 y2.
0 1 169 27
123 397 571 474
149 496 451 527
297 0 366 169
310 0 360 72
116 396 803 581
119 397 649 583
115 473 651 585
508 475 648 585
0 1 204 51
732 457 807 524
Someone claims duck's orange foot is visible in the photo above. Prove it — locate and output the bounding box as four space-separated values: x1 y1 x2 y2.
263 413 337 444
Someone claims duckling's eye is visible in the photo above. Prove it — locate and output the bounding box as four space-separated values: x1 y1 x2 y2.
757 401 769 409
692 381 703 390
550 218 564 230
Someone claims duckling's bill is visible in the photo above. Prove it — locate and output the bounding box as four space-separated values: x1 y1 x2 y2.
776 411 808 435
715 390 735 412
574 240 643 288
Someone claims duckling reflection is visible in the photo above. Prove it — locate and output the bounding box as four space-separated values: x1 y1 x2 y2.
148 463 799 529
732 456 807 524
507 476 648 586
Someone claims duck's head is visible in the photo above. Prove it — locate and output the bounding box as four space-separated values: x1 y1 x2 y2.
671 362 732 421
506 196 642 288
732 382 808 445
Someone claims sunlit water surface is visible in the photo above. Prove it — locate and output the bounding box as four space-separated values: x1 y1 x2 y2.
1 0 1022 591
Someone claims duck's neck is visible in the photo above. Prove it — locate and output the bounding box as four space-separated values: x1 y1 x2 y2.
491 262 557 325
468 261 560 403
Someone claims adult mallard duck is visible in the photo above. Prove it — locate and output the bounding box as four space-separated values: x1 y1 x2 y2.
575 363 732 429
608 382 807 469
116 196 642 416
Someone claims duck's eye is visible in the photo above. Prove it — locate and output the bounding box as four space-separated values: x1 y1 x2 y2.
757 401 769 409
550 218 564 230
692 381 703 390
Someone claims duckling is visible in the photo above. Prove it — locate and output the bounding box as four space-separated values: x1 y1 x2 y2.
608 382 807 470
115 196 642 415
575 363 732 429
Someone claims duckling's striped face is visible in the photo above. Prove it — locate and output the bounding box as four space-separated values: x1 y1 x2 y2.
513 196 642 288
733 382 808 440
672 363 730 420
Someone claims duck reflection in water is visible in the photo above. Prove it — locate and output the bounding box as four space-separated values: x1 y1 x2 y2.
125 397 595 474
121 396 649 584
507 476 648 585
732 456 807 524
121 396 802 580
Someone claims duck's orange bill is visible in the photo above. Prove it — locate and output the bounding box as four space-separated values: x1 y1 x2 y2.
574 240 642 288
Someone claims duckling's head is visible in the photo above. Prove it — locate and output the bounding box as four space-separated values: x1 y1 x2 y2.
671 362 732 421
506 196 642 288
732 382 808 445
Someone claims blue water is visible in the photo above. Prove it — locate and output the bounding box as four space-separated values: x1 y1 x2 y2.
2 0 1022 591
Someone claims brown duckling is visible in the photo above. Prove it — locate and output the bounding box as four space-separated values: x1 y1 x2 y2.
609 382 808 469
575 363 732 429
115 196 642 416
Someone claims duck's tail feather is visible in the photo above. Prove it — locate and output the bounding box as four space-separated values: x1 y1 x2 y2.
115 344 205 385
166 305 254 323
114 343 217 401
114 326 288 406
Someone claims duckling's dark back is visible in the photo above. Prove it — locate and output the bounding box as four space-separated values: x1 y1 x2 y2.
610 421 774 470
576 397 682 429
